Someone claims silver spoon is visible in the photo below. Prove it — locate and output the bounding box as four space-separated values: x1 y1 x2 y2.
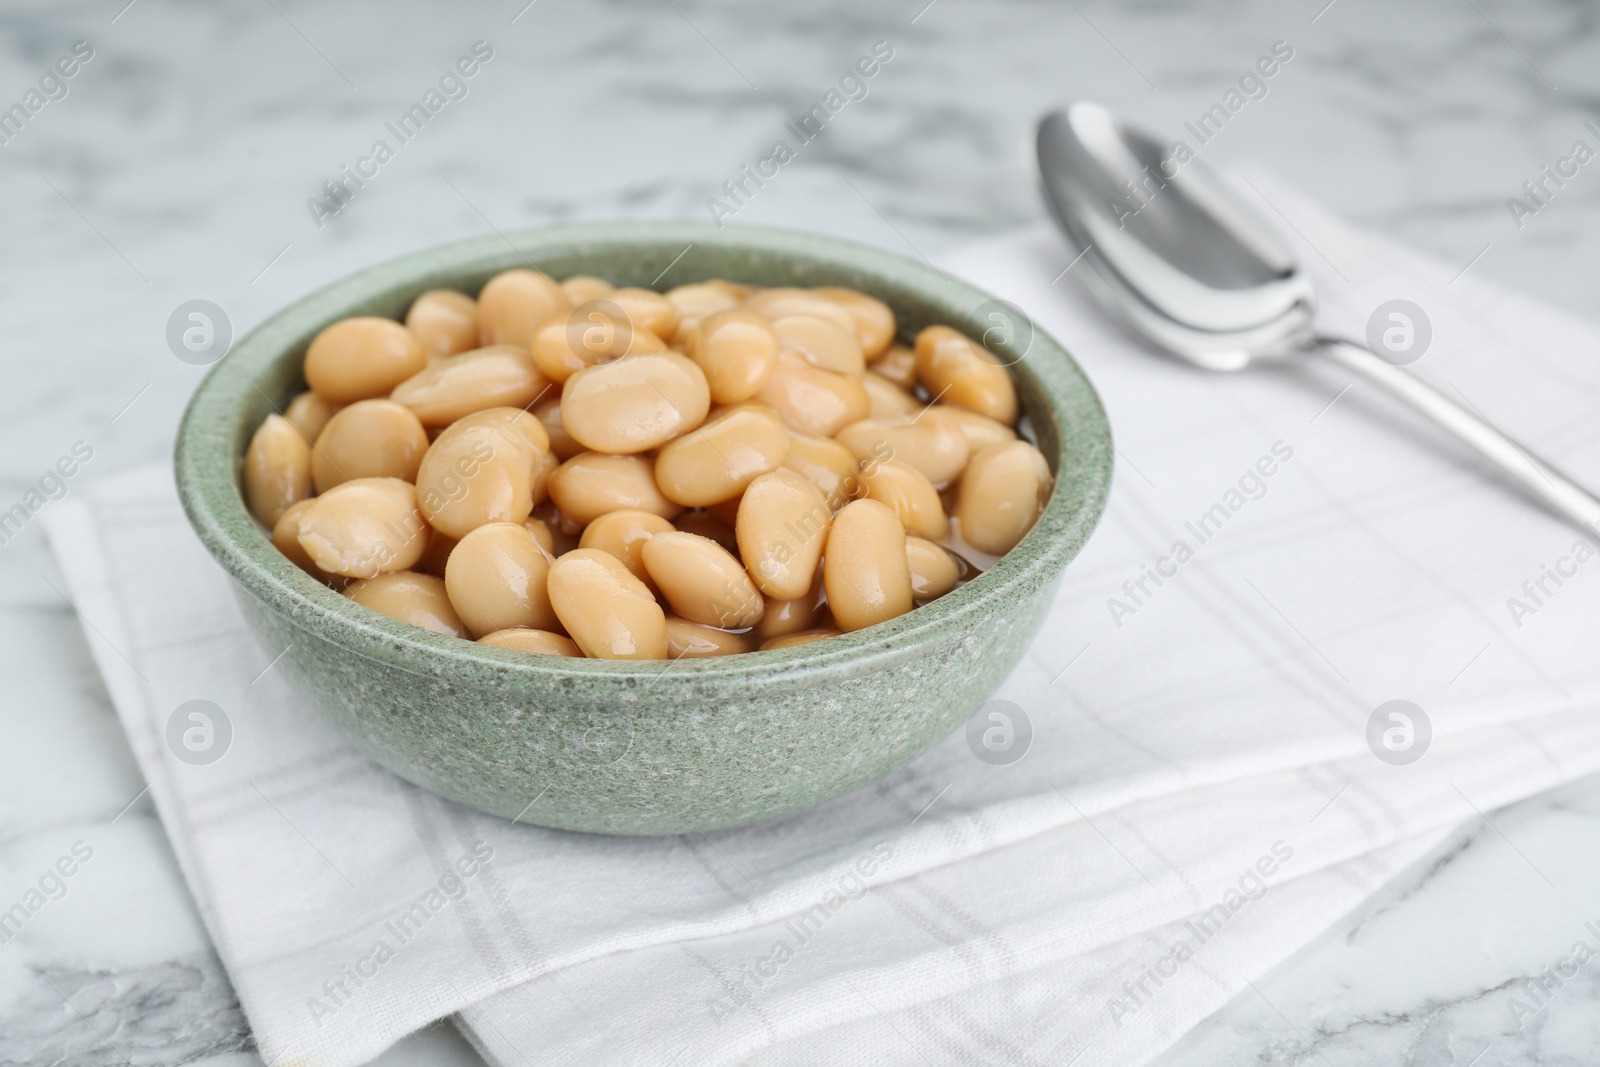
1034 100 1600 534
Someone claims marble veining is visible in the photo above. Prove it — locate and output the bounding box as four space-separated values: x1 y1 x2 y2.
1156 778 1600 1065
3 0 1598 1063
0 959 252 1067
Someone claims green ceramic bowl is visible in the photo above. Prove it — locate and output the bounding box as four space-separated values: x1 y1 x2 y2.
175 223 1111 835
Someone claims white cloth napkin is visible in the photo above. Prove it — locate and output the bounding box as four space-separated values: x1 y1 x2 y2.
42 168 1600 1067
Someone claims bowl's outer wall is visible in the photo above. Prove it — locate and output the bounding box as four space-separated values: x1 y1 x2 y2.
236 573 1061 834
176 223 1112 835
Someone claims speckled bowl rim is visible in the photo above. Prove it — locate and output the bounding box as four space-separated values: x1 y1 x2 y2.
175 222 1112 693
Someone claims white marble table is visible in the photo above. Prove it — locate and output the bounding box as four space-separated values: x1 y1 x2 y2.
3 0 1596 1063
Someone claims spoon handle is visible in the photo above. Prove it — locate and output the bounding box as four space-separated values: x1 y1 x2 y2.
1314 339 1600 534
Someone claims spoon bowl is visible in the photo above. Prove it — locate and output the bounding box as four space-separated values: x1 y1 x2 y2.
1035 102 1316 369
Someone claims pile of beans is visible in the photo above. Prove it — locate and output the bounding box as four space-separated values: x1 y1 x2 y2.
242 270 1051 659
